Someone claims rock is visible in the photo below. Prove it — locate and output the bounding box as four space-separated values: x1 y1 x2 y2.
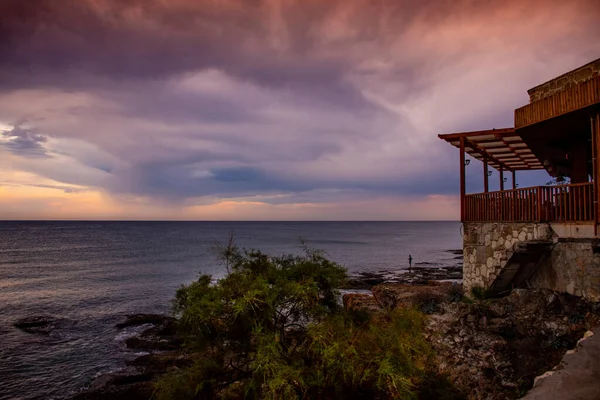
424 289 600 400
126 352 193 371
68 319 187 400
14 315 62 335
342 293 382 313
371 282 457 311
68 366 155 400
532 370 554 388
116 314 175 329
68 352 195 400
125 318 181 351
68 313 185 399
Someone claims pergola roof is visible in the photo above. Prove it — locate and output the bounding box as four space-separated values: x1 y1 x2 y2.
438 128 544 171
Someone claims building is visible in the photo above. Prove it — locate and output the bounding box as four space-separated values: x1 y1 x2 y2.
439 58 600 300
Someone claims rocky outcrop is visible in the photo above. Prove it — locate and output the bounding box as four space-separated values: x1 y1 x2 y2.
342 293 382 313
68 314 184 400
14 315 66 335
342 283 600 399
115 313 176 329
425 289 600 399
343 281 462 314
122 315 181 351
372 281 459 311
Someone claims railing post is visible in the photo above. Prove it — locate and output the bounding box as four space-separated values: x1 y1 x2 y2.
483 158 489 193
536 186 543 222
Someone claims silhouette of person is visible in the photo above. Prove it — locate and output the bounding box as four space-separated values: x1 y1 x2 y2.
408 255 412 272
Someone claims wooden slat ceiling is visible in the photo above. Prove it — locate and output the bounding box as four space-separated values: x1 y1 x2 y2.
438 128 544 171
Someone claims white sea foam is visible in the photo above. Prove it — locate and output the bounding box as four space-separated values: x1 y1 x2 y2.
114 323 153 342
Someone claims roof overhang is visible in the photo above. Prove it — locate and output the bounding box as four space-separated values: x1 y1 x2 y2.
438 128 544 171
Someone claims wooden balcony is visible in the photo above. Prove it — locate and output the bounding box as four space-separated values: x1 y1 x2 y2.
515 76 600 128
464 182 594 223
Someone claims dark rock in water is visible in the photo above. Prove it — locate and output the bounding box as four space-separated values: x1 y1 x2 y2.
124 314 181 351
447 249 463 255
69 352 195 400
343 272 387 289
14 316 61 335
116 313 175 329
68 367 154 400
69 316 185 400
127 352 193 370
125 335 181 351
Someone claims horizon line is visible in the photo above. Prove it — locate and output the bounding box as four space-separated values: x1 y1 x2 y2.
0 219 461 223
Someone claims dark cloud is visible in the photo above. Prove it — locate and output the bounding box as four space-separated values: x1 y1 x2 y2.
0 125 50 158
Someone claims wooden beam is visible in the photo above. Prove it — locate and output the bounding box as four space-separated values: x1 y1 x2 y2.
500 167 505 191
460 137 466 221
483 158 489 193
463 138 514 173
438 127 515 140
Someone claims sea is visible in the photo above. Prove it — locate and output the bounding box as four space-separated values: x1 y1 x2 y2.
0 221 461 400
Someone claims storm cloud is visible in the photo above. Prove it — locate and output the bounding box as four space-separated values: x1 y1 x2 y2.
1 0 599 219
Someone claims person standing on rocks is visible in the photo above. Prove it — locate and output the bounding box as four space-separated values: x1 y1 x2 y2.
408 255 412 272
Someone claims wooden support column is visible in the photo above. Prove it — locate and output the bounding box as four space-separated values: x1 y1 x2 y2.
483 158 489 193
500 168 505 191
593 112 600 235
460 137 466 221
512 170 516 190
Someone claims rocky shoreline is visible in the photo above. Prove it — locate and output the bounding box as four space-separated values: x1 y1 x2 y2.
49 257 464 400
344 249 463 289
67 314 186 400
18 249 600 400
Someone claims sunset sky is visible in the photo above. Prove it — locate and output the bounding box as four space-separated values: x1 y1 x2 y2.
1 0 599 220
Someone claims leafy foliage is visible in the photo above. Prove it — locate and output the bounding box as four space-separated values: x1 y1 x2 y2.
155 242 436 399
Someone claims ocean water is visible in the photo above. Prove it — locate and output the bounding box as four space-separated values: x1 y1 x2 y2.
0 221 461 400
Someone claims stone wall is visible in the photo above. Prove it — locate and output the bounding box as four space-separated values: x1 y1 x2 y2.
529 240 600 302
463 222 600 302
527 58 600 102
462 222 552 291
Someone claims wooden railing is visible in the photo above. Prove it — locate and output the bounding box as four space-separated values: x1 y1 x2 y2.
464 182 594 222
515 76 600 128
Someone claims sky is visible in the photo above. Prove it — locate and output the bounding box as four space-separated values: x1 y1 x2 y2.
1 0 599 221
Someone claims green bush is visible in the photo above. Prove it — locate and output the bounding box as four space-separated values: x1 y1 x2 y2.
154 244 437 400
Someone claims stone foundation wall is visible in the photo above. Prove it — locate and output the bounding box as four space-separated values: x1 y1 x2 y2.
527 58 600 102
462 222 552 291
529 240 600 302
463 222 600 302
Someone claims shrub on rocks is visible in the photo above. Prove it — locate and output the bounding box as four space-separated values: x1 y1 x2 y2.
154 245 440 400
